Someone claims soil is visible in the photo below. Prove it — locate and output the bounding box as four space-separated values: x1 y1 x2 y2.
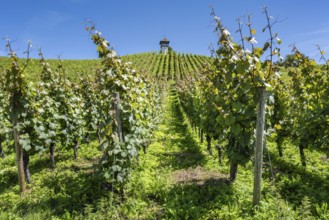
171 165 229 185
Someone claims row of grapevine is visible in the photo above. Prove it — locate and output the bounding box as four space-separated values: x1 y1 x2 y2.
1 42 212 84
272 47 329 165
122 52 156 74
175 8 329 206
123 51 212 80
0 26 165 194
176 9 329 204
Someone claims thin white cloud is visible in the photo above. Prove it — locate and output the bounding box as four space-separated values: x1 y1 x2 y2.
20 11 72 58
296 37 326 46
293 38 329 60
293 22 329 37
25 11 72 31
301 28 329 36
288 24 329 60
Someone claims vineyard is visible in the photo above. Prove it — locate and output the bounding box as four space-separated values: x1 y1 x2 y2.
122 52 211 80
1 8 329 220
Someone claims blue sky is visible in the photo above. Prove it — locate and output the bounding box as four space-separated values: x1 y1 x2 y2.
0 0 329 60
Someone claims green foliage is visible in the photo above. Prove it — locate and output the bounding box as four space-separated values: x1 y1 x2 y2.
0 26 165 194
0 56 101 82
85 24 165 189
1 8 329 220
122 51 212 80
287 48 329 153
1 83 329 219
80 76 101 139
0 69 10 153
175 8 283 172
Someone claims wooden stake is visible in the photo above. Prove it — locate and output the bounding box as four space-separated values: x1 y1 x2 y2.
112 92 124 200
253 87 266 205
13 121 26 193
112 92 123 142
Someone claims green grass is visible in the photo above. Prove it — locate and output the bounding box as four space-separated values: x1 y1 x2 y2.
1 87 329 219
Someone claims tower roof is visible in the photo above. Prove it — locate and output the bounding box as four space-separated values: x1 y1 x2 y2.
160 38 169 45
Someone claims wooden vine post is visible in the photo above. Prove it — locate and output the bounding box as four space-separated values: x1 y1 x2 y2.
9 59 27 193
0 142 5 158
5 39 33 194
111 92 124 198
13 119 26 193
253 86 267 205
112 92 123 142
10 82 27 192
251 7 278 206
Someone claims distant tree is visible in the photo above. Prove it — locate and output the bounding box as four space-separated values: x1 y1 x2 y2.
280 53 310 67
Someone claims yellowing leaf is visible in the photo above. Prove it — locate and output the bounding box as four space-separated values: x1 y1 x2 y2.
274 124 282 130
254 48 264 57
106 125 112 136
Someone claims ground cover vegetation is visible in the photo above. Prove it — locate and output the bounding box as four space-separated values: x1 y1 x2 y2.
0 7 329 220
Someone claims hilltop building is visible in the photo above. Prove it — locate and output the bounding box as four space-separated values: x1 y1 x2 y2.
159 38 170 54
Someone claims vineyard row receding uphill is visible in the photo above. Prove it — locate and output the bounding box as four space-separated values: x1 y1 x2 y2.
0 7 329 219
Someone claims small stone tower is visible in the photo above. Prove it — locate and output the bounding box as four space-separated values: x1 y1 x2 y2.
159 38 170 54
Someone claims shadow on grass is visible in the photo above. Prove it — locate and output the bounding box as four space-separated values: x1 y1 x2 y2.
157 177 234 219
13 162 113 218
150 92 235 218
0 169 18 194
28 152 73 173
159 94 206 170
29 143 99 173
0 152 57 194
0 147 112 218
0 148 98 197
267 151 329 209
